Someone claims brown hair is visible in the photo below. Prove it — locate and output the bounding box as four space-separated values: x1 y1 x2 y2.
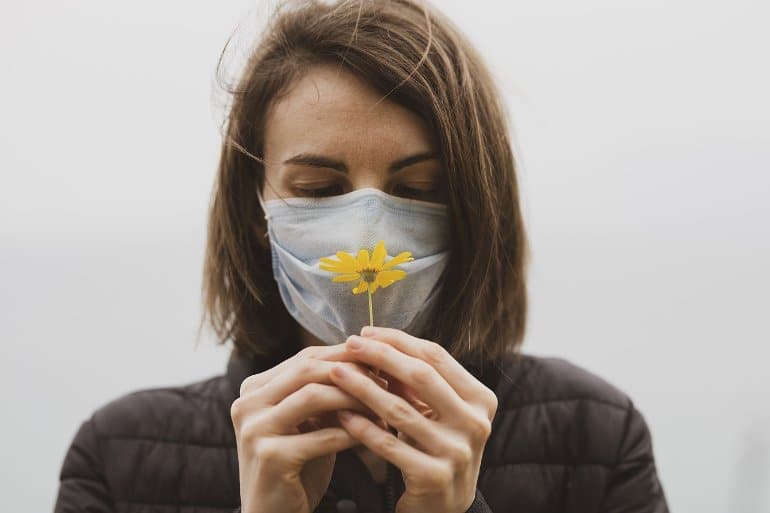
198 0 530 367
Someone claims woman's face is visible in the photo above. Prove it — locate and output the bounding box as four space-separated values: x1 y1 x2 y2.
261 64 445 204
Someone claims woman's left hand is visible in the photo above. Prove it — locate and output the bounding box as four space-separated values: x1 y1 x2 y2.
319 326 498 513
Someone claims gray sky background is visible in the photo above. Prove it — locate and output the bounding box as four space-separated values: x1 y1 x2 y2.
1 0 768 511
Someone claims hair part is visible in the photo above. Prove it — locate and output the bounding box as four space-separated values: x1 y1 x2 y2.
197 0 530 368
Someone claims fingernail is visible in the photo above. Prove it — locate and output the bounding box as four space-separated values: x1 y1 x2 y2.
331 365 347 378
361 326 376 336
338 410 353 421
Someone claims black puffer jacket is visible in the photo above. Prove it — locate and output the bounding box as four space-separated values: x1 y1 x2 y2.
54 349 669 513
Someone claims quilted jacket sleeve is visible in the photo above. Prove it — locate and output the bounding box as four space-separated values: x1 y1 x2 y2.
463 488 493 513
600 403 669 513
53 414 115 513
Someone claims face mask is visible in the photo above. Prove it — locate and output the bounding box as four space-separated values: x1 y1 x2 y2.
256 186 451 345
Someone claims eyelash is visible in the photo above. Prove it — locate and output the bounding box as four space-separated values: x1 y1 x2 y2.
293 184 344 197
293 184 439 200
393 184 438 200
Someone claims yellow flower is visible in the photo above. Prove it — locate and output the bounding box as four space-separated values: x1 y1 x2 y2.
318 240 414 295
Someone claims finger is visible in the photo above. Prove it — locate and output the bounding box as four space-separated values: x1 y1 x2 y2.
387 377 434 417
314 408 388 432
359 326 498 419
268 382 378 432
336 409 444 475
261 427 361 469
368 370 389 390
329 363 450 456
253 360 375 405
239 344 352 396
333 334 471 422
380 370 424 405
397 428 420 450
233 360 389 427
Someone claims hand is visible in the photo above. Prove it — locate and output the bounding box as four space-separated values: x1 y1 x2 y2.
320 326 499 513
231 344 389 513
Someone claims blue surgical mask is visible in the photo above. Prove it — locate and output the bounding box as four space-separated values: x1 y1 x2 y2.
256 186 450 345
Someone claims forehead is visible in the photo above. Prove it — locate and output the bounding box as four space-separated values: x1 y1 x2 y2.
263 65 435 159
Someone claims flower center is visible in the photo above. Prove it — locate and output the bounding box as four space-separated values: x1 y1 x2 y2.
360 268 378 283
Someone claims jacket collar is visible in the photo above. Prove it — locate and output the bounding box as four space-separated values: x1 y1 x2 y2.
226 348 286 401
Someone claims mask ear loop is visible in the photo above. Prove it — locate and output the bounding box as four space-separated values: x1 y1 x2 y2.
255 182 270 239
255 183 267 215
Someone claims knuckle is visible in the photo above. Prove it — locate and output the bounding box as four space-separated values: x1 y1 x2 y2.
366 343 385 364
319 427 348 445
239 419 263 447
295 358 314 375
486 391 499 419
422 341 447 366
298 382 325 404
239 374 259 396
298 345 320 359
436 462 455 486
254 438 281 461
230 398 244 423
376 432 400 458
447 442 473 467
408 362 435 387
419 462 453 489
468 414 492 442
384 399 414 426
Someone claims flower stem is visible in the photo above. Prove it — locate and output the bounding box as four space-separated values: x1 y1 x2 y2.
366 286 383 400
368 288 374 327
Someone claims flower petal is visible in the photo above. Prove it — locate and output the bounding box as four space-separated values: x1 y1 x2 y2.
357 249 370 269
352 280 369 294
380 251 414 270
377 269 407 284
369 280 380 293
320 263 349 273
320 256 357 274
370 240 387 269
332 273 361 282
336 251 359 269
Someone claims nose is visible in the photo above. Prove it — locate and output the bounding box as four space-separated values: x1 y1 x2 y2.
349 170 387 192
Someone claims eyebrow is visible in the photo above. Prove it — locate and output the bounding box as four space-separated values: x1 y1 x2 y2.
282 151 438 174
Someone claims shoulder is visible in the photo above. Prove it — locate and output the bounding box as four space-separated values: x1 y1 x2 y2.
496 352 631 409
485 352 654 468
512 354 631 409
86 373 235 446
57 374 243 509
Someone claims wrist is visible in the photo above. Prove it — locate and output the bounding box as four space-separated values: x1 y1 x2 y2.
461 488 490 513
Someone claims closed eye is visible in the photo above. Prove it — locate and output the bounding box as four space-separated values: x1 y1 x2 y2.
392 183 441 201
291 184 345 197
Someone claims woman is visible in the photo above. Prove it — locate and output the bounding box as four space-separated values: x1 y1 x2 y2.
54 1 669 512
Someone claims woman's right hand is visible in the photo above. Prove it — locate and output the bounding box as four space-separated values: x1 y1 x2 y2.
231 344 388 513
